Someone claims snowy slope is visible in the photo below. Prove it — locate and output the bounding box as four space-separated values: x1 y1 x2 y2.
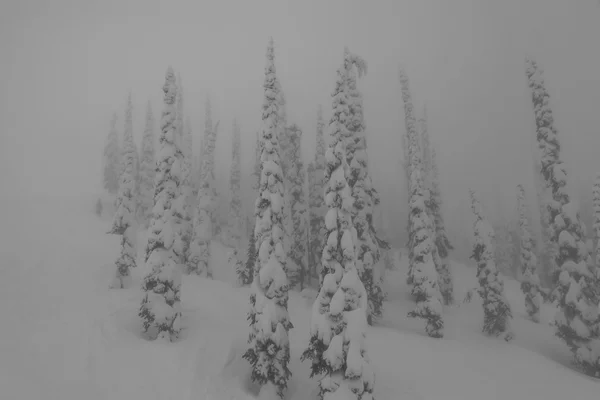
1 193 598 400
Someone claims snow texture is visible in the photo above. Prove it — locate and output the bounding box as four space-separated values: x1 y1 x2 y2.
526 58 600 376
139 67 183 342
242 38 292 400
470 190 514 341
302 48 374 400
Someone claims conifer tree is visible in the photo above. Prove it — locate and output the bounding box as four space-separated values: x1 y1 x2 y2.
286 124 308 289
238 228 255 286
399 68 421 286
242 38 292 400
239 131 262 287
345 58 386 324
531 158 556 287
420 109 454 304
172 74 191 265
308 106 327 285
228 119 243 248
430 147 454 304
139 67 183 342
526 58 599 375
517 184 541 322
201 99 220 235
302 49 374 400
187 103 218 277
103 113 121 195
138 100 156 227
108 95 137 289
399 68 444 337
470 189 514 341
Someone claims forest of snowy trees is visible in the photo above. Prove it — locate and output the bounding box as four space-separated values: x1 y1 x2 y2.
97 38 600 399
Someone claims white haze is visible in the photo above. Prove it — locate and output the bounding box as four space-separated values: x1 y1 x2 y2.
2 0 600 259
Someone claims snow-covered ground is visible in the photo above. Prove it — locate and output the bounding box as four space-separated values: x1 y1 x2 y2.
1 192 599 400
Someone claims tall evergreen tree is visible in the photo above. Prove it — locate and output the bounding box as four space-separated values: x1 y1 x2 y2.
139 67 183 342
399 68 444 337
103 113 121 195
187 102 218 277
238 228 255 286
172 74 191 265
533 158 557 287
138 100 156 227
242 38 292 400
345 57 386 325
201 99 220 235
430 147 454 304
228 119 243 248
287 124 308 289
308 106 327 286
108 97 137 289
302 49 374 400
420 110 454 304
526 58 599 376
470 189 513 341
399 68 421 286
517 184 541 322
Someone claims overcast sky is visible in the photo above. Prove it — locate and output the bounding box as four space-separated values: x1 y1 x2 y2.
2 0 600 251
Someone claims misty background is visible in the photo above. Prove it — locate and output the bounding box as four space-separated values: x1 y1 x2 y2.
3 0 600 262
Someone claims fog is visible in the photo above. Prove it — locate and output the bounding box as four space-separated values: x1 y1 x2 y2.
3 0 600 259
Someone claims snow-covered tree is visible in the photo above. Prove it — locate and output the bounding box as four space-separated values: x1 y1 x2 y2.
171 74 191 266
593 174 600 269
301 49 374 400
405 162 444 337
103 113 120 195
526 58 599 376
469 190 513 341
308 106 328 286
534 158 557 287
186 102 218 278
227 119 243 248
399 67 421 286
139 67 183 342
399 68 444 336
242 38 292 400
285 124 308 289
345 58 386 325
517 184 542 322
430 147 454 305
108 95 138 289
238 228 255 286
201 99 220 235
138 100 156 227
